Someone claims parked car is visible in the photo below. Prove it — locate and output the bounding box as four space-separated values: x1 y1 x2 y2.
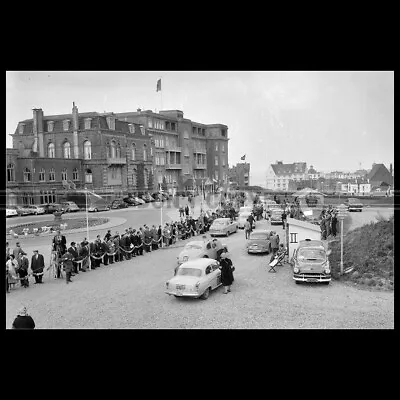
123 197 140 206
239 206 253 214
209 217 238 237
291 239 331 285
151 193 164 202
6 208 18 218
8 205 33 216
47 203 65 213
237 211 255 229
26 205 46 215
345 198 363 212
270 209 283 225
176 239 228 268
165 258 222 300
61 201 80 212
111 199 129 209
246 229 273 254
88 202 110 212
141 193 155 202
133 197 146 205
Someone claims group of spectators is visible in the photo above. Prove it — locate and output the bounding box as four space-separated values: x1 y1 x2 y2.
319 205 338 240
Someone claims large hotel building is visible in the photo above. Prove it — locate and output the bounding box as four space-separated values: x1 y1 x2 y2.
6 103 229 206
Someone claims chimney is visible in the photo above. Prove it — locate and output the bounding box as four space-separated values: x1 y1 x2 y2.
32 108 44 156
72 101 79 130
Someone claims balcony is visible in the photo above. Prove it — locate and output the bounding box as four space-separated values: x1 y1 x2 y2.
165 163 182 170
165 146 182 153
194 163 207 170
107 157 126 165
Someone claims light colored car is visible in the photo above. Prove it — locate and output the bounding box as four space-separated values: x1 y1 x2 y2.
346 198 363 212
177 239 228 267
26 205 46 215
237 212 255 229
270 209 283 225
9 205 33 216
291 239 331 284
6 208 18 217
209 217 238 237
247 229 273 254
166 258 222 300
239 206 253 214
61 201 80 212
134 197 146 205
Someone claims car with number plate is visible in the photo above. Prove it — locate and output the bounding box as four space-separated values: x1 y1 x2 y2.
291 239 331 284
6 208 18 217
209 217 238 237
270 209 283 225
166 258 222 300
345 198 363 212
246 229 273 254
237 211 255 229
176 239 228 268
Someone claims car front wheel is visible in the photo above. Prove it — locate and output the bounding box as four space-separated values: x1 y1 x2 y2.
201 287 210 300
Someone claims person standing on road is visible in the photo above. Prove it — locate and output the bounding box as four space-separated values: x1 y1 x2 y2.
247 213 255 231
219 252 234 294
324 212 331 238
281 209 287 230
211 238 225 262
185 205 189 217
244 219 251 240
61 252 74 284
331 212 338 238
31 250 45 284
18 254 29 288
269 232 279 262
6 254 19 291
68 242 80 274
12 306 35 329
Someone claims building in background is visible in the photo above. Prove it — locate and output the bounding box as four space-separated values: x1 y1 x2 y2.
6 103 154 205
228 162 250 189
265 161 307 191
115 109 229 193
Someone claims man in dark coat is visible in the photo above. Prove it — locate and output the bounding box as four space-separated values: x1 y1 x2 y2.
61 252 73 283
219 252 234 294
281 210 287 230
136 231 143 255
52 230 67 255
185 205 189 216
18 254 29 288
31 250 45 284
68 242 79 274
331 212 338 237
144 225 152 252
151 225 158 250
113 233 121 262
269 233 279 263
104 230 112 242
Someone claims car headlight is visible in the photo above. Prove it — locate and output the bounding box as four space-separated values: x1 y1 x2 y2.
195 282 200 291
324 268 331 274
293 266 300 273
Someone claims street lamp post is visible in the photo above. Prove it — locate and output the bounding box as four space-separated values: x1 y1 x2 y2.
337 204 348 276
85 186 91 270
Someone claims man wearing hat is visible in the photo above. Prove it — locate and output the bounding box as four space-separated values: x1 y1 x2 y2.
31 250 45 284
68 242 79 274
61 251 74 283
219 252 234 294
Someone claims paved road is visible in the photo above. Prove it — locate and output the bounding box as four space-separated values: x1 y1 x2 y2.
6 209 394 329
346 206 393 231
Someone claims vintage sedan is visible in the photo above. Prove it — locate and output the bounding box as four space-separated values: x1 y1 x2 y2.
246 229 273 254
237 212 255 229
176 239 228 268
26 205 46 215
291 239 331 284
166 258 222 300
111 199 129 209
209 218 238 237
346 198 363 212
61 201 80 212
8 205 33 216
6 208 18 218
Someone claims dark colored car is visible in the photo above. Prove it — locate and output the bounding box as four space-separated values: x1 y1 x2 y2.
111 199 129 209
246 229 273 254
345 198 363 212
140 193 155 203
151 193 164 202
123 197 140 206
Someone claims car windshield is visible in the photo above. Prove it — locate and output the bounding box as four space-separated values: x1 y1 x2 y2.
176 268 202 277
184 243 203 250
298 249 326 262
250 233 268 240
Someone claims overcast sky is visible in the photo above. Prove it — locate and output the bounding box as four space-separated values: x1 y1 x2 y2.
6 71 394 185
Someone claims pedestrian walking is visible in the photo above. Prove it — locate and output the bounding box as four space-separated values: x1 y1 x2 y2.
11 306 35 329
6 254 19 291
269 232 279 263
282 210 287 230
244 219 251 239
219 252 234 294
61 252 74 284
18 254 29 288
185 205 189 217
31 250 44 284
331 212 338 237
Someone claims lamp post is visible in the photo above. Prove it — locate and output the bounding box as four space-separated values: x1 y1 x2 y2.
85 186 91 270
336 204 348 276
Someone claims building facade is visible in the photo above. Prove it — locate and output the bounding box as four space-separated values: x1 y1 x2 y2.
228 162 250 188
6 103 154 205
265 161 307 191
115 109 229 192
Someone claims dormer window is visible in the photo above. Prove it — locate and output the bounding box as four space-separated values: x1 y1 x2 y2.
84 118 92 129
107 116 116 130
128 124 134 134
63 120 70 131
18 123 25 134
47 121 54 132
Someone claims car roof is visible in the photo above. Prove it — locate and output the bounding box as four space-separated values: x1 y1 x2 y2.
298 239 325 249
178 258 216 269
250 229 272 236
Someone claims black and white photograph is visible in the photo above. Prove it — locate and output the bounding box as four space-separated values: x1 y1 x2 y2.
5 71 394 329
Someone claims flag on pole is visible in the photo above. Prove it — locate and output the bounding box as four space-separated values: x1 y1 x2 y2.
156 78 162 92
241 154 246 160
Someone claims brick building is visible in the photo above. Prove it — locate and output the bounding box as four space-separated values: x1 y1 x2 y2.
115 109 229 192
228 162 250 188
6 103 154 206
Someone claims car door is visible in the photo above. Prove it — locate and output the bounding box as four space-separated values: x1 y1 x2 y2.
210 262 221 288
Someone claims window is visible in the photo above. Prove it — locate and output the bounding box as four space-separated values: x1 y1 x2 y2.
132 168 137 186
215 143 218 152
150 146 153 157
222 144 225 153
184 130 189 139
84 118 92 129
116 143 121 158
215 156 218 166
143 145 147 161
140 125 145 135
148 118 153 128
47 121 54 132
63 142 71 158
107 116 115 130
63 120 70 131
39 168 45 182
18 123 25 134
110 140 116 158
131 144 136 161
49 168 55 181
85 169 93 183
7 164 15 182
24 168 31 182
128 124 134 134
48 142 55 158
221 129 226 137
144 168 148 187
215 171 219 180
171 122 176 131
72 168 79 181
83 140 92 160
61 168 68 181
